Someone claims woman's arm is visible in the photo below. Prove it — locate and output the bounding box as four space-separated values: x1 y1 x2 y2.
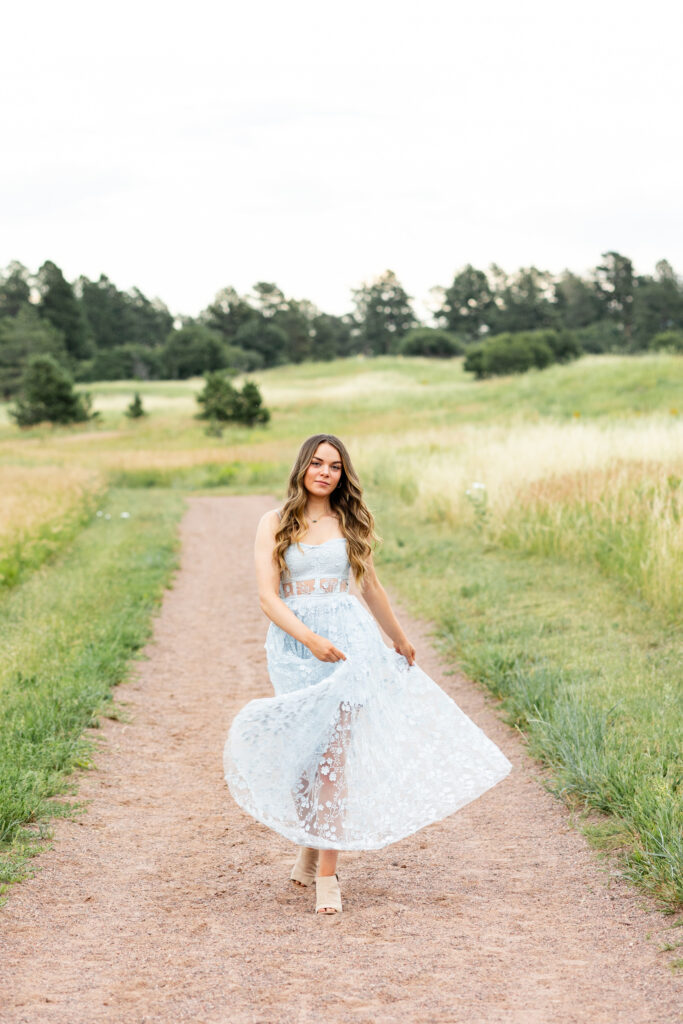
254 510 346 663
359 554 416 665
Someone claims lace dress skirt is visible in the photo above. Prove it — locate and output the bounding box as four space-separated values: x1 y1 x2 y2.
223 539 512 850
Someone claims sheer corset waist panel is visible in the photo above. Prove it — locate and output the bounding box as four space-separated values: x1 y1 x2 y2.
280 576 350 599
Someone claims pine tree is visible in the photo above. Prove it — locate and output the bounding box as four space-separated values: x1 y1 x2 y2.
351 270 416 355
36 261 91 360
125 392 146 418
10 354 94 426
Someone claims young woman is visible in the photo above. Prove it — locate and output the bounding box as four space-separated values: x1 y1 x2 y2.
224 434 511 915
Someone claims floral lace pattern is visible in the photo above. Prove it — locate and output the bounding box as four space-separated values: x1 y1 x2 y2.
224 538 512 850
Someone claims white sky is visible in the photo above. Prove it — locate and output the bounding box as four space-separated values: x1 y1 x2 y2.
2 0 682 322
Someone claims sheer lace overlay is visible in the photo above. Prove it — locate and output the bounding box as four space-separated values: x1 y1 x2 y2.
223 536 512 850
282 577 349 598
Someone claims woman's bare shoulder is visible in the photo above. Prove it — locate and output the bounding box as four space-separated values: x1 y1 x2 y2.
257 508 282 534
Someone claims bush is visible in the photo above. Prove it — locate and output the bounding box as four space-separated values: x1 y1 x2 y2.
575 320 624 353
522 333 555 370
237 381 271 425
464 333 550 378
463 329 579 379
160 326 235 379
399 328 465 358
462 343 487 378
195 372 270 426
649 329 683 353
9 354 96 426
125 392 147 418
539 328 581 363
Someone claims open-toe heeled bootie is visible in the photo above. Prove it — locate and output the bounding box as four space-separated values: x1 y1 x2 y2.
290 846 319 887
315 873 342 915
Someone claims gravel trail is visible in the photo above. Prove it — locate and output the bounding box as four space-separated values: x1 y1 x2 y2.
1 495 680 1024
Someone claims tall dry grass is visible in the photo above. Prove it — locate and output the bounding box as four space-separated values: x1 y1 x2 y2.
0 465 105 586
356 418 683 618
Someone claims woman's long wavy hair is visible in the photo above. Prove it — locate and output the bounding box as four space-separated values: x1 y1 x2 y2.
274 434 380 587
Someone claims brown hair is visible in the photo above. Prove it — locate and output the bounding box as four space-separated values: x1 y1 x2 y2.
274 434 380 587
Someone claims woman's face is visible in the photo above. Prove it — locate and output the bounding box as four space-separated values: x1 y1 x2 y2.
303 442 343 499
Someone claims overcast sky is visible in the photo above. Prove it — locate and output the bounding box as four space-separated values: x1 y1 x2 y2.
2 0 682 321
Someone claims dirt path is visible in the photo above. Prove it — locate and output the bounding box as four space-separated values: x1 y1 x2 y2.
1 495 680 1024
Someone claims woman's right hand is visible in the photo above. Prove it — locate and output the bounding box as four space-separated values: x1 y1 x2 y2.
306 633 347 663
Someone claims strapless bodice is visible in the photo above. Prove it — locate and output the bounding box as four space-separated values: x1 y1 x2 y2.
280 537 350 599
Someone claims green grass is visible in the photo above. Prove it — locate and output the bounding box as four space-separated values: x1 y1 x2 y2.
369 490 683 910
107 460 284 492
2 352 681 440
0 486 105 590
0 488 184 900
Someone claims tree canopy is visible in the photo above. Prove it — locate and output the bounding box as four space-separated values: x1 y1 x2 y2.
0 252 681 394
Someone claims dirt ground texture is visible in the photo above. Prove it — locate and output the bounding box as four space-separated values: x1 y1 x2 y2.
1 495 681 1024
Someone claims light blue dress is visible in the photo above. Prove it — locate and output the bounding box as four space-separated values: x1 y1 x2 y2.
223 537 512 850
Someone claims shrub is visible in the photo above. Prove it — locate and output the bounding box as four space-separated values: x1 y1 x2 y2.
539 328 581 363
464 333 549 378
125 392 146 418
237 380 271 426
464 329 579 379
9 354 96 426
521 333 555 370
575 320 624 353
462 343 486 378
195 372 270 426
399 328 465 358
160 326 234 379
649 329 683 353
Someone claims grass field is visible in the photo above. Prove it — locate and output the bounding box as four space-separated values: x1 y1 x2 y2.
0 352 681 909
0 465 105 588
0 489 183 899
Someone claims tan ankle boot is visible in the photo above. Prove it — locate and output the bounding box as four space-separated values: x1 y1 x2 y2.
290 846 319 887
315 873 342 914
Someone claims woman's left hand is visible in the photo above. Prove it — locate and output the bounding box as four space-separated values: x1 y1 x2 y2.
394 636 416 666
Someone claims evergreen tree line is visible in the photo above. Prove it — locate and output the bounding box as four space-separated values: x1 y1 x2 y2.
1 251 682 398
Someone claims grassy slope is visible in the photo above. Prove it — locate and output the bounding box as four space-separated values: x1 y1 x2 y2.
2 351 682 438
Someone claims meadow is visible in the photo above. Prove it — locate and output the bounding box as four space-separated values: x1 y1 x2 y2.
0 352 681 910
